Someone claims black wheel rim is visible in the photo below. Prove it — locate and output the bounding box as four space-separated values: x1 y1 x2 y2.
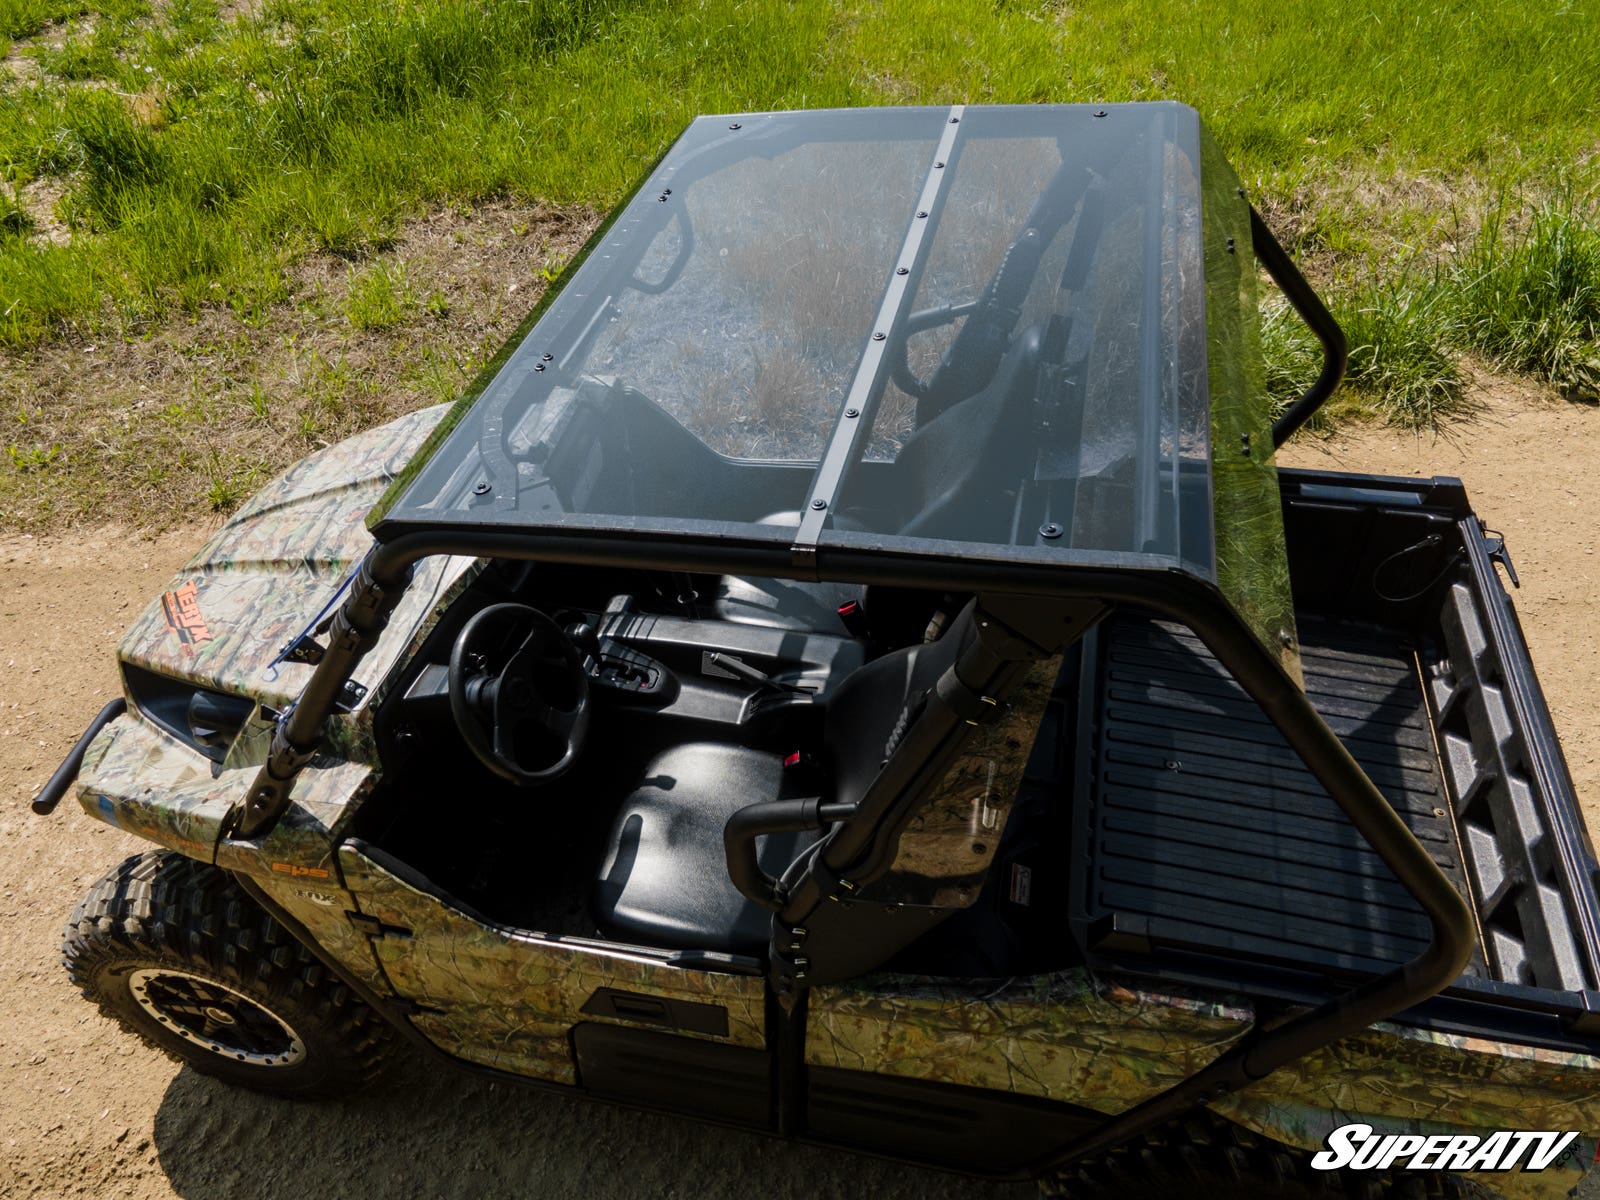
128 968 305 1067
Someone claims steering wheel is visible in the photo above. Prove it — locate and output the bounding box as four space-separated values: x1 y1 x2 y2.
449 603 591 785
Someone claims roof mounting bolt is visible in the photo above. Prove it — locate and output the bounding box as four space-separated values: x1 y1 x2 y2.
1226 236 1236 254
1280 629 1295 648
658 195 668 202
872 331 887 341
844 407 860 419
541 352 553 361
1039 522 1063 540
810 498 828 511
663 188 671 195
533 363 545 372
1237 186 1247 199
896 267 909 275
1094 109 1108 118
473 482 491 495
916 211 928 219
949 116 959 124
728 122 741 130
934 161 945 169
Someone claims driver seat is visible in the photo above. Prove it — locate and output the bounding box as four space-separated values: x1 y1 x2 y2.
591 608 975 955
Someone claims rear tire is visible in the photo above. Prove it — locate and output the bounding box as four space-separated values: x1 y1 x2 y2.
63 849 393 1098
1042 1111 1482 1199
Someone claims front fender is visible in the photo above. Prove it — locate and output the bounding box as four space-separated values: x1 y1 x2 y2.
78 712 375 875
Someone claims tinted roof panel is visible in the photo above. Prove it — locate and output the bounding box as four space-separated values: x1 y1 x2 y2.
371 102 1297 665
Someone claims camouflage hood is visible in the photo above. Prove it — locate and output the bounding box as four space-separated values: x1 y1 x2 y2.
118 405 452 709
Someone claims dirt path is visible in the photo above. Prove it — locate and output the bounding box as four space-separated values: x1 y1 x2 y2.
0 381 1595 1199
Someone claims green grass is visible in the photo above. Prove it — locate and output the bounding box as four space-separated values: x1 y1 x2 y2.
1452 193 1600 401
0 0 95 40
344 259 419 330
1262 188 1600 428
0 0 1597 350
1265 274 1463 430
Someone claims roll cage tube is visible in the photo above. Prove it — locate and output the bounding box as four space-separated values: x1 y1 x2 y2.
240 531 1473 1169
1257 205 1348 448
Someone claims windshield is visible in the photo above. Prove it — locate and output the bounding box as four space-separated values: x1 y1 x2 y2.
371 103 1298 668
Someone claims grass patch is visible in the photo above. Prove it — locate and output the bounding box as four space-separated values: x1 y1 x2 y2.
0 185 31 238
1338 279 1465 427
344 259 417 331
0 0 1597 527
1452 194 1600 402
1265 275 1464 431
0 200 592 531
0 0 1597 350
0 0 92 39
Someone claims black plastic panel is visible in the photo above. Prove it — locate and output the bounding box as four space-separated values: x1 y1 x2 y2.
1075 614 1479 977
579 988 730 1037
571 1024 770 1128
1426 568 1595 993
806 1065 1098 1172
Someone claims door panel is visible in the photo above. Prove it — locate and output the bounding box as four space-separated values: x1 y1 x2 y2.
337 842 767 1083
573 1024 771 1126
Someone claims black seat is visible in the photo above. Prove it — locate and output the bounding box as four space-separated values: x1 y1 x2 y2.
592 744 820 953
711 329 1042 634
591 613 974 954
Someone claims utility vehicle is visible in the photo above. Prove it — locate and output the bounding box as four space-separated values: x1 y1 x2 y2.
34 104 1600 1198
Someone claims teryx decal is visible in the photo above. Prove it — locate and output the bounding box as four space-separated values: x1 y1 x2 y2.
161 580 215 648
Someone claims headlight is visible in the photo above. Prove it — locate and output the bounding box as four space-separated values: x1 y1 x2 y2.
121 663 256 764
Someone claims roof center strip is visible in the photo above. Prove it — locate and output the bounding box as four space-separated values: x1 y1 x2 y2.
789 104 967 572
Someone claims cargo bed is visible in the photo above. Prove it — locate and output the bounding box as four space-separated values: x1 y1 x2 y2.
1076 614 1476 976
1066 469 1600 1045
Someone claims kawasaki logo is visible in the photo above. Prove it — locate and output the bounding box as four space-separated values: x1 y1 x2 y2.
1312 1123 1579 1172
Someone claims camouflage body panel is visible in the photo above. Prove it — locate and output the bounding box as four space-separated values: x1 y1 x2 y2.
76 403 484 859
813 968 1600 1191
1212 1100 1592 1200
1211 1022 1600 1198
246 863 397 1000
75 713 239 859
78 707 375 870
114 405 467 722
857 655 1061 907
339 843 766 1084
806 969 1252 1111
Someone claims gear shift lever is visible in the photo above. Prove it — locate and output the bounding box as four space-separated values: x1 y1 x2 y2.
564 621 602 660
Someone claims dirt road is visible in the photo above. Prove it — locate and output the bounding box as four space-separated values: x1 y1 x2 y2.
1 381 1595 1199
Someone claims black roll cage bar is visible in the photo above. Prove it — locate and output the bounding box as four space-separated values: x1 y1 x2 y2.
1262 206 1348 447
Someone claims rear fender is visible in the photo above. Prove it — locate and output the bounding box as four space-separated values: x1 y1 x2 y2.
1209 1023 1600 1200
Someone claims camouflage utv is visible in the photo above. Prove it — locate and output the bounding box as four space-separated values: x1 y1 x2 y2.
34 104 1600 1198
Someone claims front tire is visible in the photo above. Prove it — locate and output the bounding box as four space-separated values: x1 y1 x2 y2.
63 850 393 1098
